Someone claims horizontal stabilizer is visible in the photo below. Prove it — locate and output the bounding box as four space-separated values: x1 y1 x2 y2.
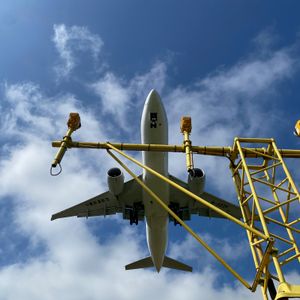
125 257 153 270
163 256 192 272
125 256 192 272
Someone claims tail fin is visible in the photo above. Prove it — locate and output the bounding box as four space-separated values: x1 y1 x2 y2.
125 256 192 272
125 257 153 270
163 256 192 272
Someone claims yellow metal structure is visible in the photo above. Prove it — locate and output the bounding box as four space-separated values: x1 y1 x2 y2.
51 113 300 300
180 116 194 172
229 138 300 300
52 113 81 168
295 120 300 137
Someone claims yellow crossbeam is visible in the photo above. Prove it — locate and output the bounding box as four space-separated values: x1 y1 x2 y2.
52 140 300 158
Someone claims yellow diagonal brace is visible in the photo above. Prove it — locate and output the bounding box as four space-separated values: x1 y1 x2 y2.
263 196 299 215
250 162 282 176
251 239 275 292
251 177 297 195
106 149 252 290
236 141 270 236
272 141 300 201
264 216 300 234
244 148 279 161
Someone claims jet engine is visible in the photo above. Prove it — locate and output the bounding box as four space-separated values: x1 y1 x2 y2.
107 168 124 196
188 168 205 196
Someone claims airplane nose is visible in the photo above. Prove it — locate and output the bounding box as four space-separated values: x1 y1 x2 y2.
145 89 162 106
141 88 168 143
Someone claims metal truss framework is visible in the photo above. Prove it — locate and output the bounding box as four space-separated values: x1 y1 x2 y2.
51 114 300 300
230 138 300 300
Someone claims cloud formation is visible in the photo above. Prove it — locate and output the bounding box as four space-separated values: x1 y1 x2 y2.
90 61 167 131
53 24 103 79
165 40 298 196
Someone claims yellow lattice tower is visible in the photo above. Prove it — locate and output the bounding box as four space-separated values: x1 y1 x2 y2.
230 138 300 300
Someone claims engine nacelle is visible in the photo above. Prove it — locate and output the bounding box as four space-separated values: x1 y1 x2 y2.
107 168 124 196
188 168 206 196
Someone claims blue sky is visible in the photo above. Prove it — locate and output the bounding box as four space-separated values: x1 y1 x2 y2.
0 1 300 299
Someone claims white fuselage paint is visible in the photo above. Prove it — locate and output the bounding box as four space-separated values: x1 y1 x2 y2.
141 90 169 272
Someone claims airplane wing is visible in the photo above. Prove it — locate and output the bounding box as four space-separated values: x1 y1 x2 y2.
169 175 242 220
51 176 143 221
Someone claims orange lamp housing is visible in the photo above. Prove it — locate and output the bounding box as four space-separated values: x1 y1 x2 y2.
180 116 192 133
67 113 81 131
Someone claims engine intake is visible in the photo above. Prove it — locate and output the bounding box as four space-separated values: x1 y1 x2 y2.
188 168 205 196
107 168 124 195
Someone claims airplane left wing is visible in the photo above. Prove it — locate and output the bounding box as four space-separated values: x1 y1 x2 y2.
169 174 242 220
51 176 143 221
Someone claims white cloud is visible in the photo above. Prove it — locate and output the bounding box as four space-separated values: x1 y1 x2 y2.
200 50 295 99
165 43 298 198
90 72 131 123
130 61 167 99
90 61 167 131
252 27 280 55
168 231 249 265
1 82 109 143
167 46 296 142
53 24 103 79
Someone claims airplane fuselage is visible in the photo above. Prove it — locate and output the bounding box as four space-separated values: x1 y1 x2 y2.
141 90 169 272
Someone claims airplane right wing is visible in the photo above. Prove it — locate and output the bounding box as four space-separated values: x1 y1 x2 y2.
169 174 242 220
51 176 144 222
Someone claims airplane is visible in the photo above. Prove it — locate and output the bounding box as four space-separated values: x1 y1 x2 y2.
51 89 242 273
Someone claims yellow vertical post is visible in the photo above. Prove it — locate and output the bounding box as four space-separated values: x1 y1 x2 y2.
235 140 271 236
51 113 81 168
229 159 271 300
180 116 193 172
